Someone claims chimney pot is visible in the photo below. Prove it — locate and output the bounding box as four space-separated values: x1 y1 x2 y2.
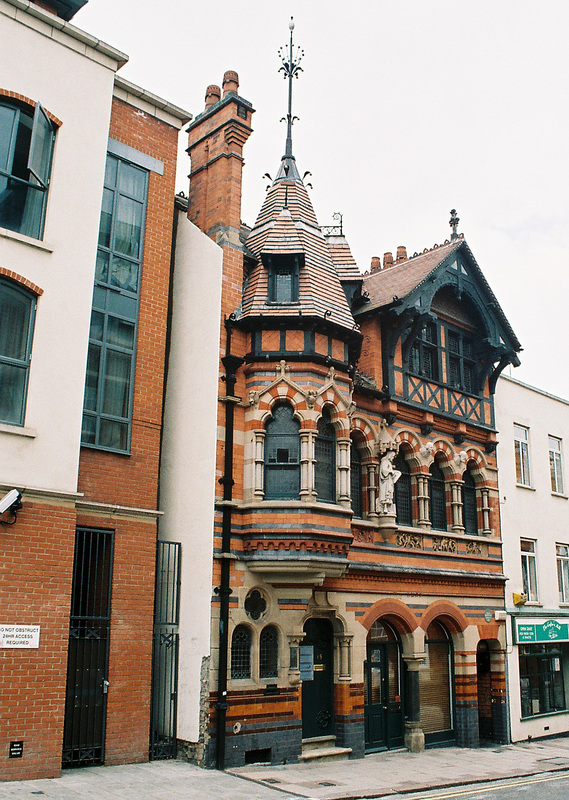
222 70 239 97
205 84 221 110
383 252 394 269
370 256 381 273
396 245 407 263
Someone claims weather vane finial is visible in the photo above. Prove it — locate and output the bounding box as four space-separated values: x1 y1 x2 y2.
278 17 304 160
449 208 460 240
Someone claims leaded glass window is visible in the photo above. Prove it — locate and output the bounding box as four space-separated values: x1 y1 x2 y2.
0 280 36 425
231 625 251 680
0 100 55 239
315 407 336 502
429 461 447 531
260 625 279 679
395 455 412 526
264 404 300 499
82 153 148 453
350 439 363 518
267 255 299 304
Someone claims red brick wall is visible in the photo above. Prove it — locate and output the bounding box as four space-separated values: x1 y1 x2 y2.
0 501 76 780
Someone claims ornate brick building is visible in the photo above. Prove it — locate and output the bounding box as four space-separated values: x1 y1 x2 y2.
184 24 521 767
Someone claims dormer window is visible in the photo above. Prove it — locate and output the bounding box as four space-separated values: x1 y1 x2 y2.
409 322 439 381
267 255 300 304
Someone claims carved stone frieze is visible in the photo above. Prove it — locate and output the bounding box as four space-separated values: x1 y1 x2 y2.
466 540 484 555
353 528 374 544
432 536 457 553
397 532 423 549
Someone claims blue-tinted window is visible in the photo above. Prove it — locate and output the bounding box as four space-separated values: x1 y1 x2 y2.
82 154 148 453
462 469 477 534
429 461 447 531
0 101 55 239
0 280 36 425
315 407 336 502
395 454 412 526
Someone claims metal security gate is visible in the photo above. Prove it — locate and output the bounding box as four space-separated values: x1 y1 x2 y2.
150 541 180 760
62 528 114 768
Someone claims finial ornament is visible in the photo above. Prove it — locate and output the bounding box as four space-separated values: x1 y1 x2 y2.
278 17 304 160
449 208 460 240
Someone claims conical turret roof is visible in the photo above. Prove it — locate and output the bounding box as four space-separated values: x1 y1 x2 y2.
241 172 357 330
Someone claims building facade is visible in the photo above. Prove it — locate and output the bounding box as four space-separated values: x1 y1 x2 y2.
182 42 521 768
0 0 220 780
496 375 569 743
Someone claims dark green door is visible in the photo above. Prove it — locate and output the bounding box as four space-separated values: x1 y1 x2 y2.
302 618 334 739
364 622 404 751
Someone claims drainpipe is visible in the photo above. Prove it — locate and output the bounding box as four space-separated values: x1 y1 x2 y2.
215 315 244 770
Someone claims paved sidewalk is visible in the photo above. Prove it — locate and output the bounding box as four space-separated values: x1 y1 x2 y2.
1 737 569 800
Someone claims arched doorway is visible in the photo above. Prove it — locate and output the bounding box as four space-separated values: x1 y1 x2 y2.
419 620 455 745
301 618 334 739
364 619 404 751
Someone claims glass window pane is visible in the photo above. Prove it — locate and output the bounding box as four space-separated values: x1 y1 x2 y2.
106 317 135 349
119 162 146 200
81 413 96 444
114 196 143 258
99 418 128 451
104 155 117 187
11 109 32 180
275 271 293 303
0 363 26 424
0 283 31 361
28 104 53 188
84 344 101 411
0 104 17 171
89 311 104 342
95 250 109 283
110 256 139 293
98 188 113 249
102 350 131 417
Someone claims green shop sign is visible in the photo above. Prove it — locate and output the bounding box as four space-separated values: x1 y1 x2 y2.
516 620 569 643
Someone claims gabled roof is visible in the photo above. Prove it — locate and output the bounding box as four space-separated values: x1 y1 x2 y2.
241 173 357 331
359 236 521 351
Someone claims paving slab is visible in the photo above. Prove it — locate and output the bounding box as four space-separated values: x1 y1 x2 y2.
1 737 569 800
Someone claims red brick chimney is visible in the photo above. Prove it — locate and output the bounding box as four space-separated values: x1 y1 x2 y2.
222 70 239 97
383 252 394 269
370 256 381 273
204 85 221 110
396 246 407 263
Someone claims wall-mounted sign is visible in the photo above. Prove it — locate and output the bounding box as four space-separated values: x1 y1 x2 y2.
299 645 314 681
0 625 40 649
9 741 23 758
515 619 569 644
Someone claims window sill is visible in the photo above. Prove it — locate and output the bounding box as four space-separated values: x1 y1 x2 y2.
516 483 536 491
524 602 543 607
520 708 569 722
0 226 53 252
552 492 568 499
0 422 37 438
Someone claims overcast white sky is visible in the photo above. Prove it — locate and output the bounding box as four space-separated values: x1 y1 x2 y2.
79 0 569 398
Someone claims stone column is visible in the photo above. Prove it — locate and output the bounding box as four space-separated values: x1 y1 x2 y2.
417 474 431 529
481 488 492 534
335 634 352 681
403 655 425 752
366 463 379 520
300 430 314 500
451 480 465 533
337 438 351 507
288 633 305 685
253 430 265 500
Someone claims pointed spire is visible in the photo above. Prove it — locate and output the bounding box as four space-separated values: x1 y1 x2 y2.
449 208 460 240
276 17 304 182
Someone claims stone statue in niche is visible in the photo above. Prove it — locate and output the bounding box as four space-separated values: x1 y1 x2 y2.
378 450 401 515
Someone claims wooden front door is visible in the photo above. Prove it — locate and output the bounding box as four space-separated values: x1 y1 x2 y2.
301 618 334 739
364 621 404 751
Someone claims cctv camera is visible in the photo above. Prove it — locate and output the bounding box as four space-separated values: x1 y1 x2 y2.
0 489 22 514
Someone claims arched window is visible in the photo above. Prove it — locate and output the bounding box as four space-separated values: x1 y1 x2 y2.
259 625 279 679
231 625 251 680
429 461 447 531
462 469 477 535
315 407 336 502
264 404 300 499
0 100 55 239
0 279 36 426
350 436 363 518
395 453 412 525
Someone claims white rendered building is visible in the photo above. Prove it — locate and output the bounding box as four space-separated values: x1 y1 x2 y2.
496 375 569 742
